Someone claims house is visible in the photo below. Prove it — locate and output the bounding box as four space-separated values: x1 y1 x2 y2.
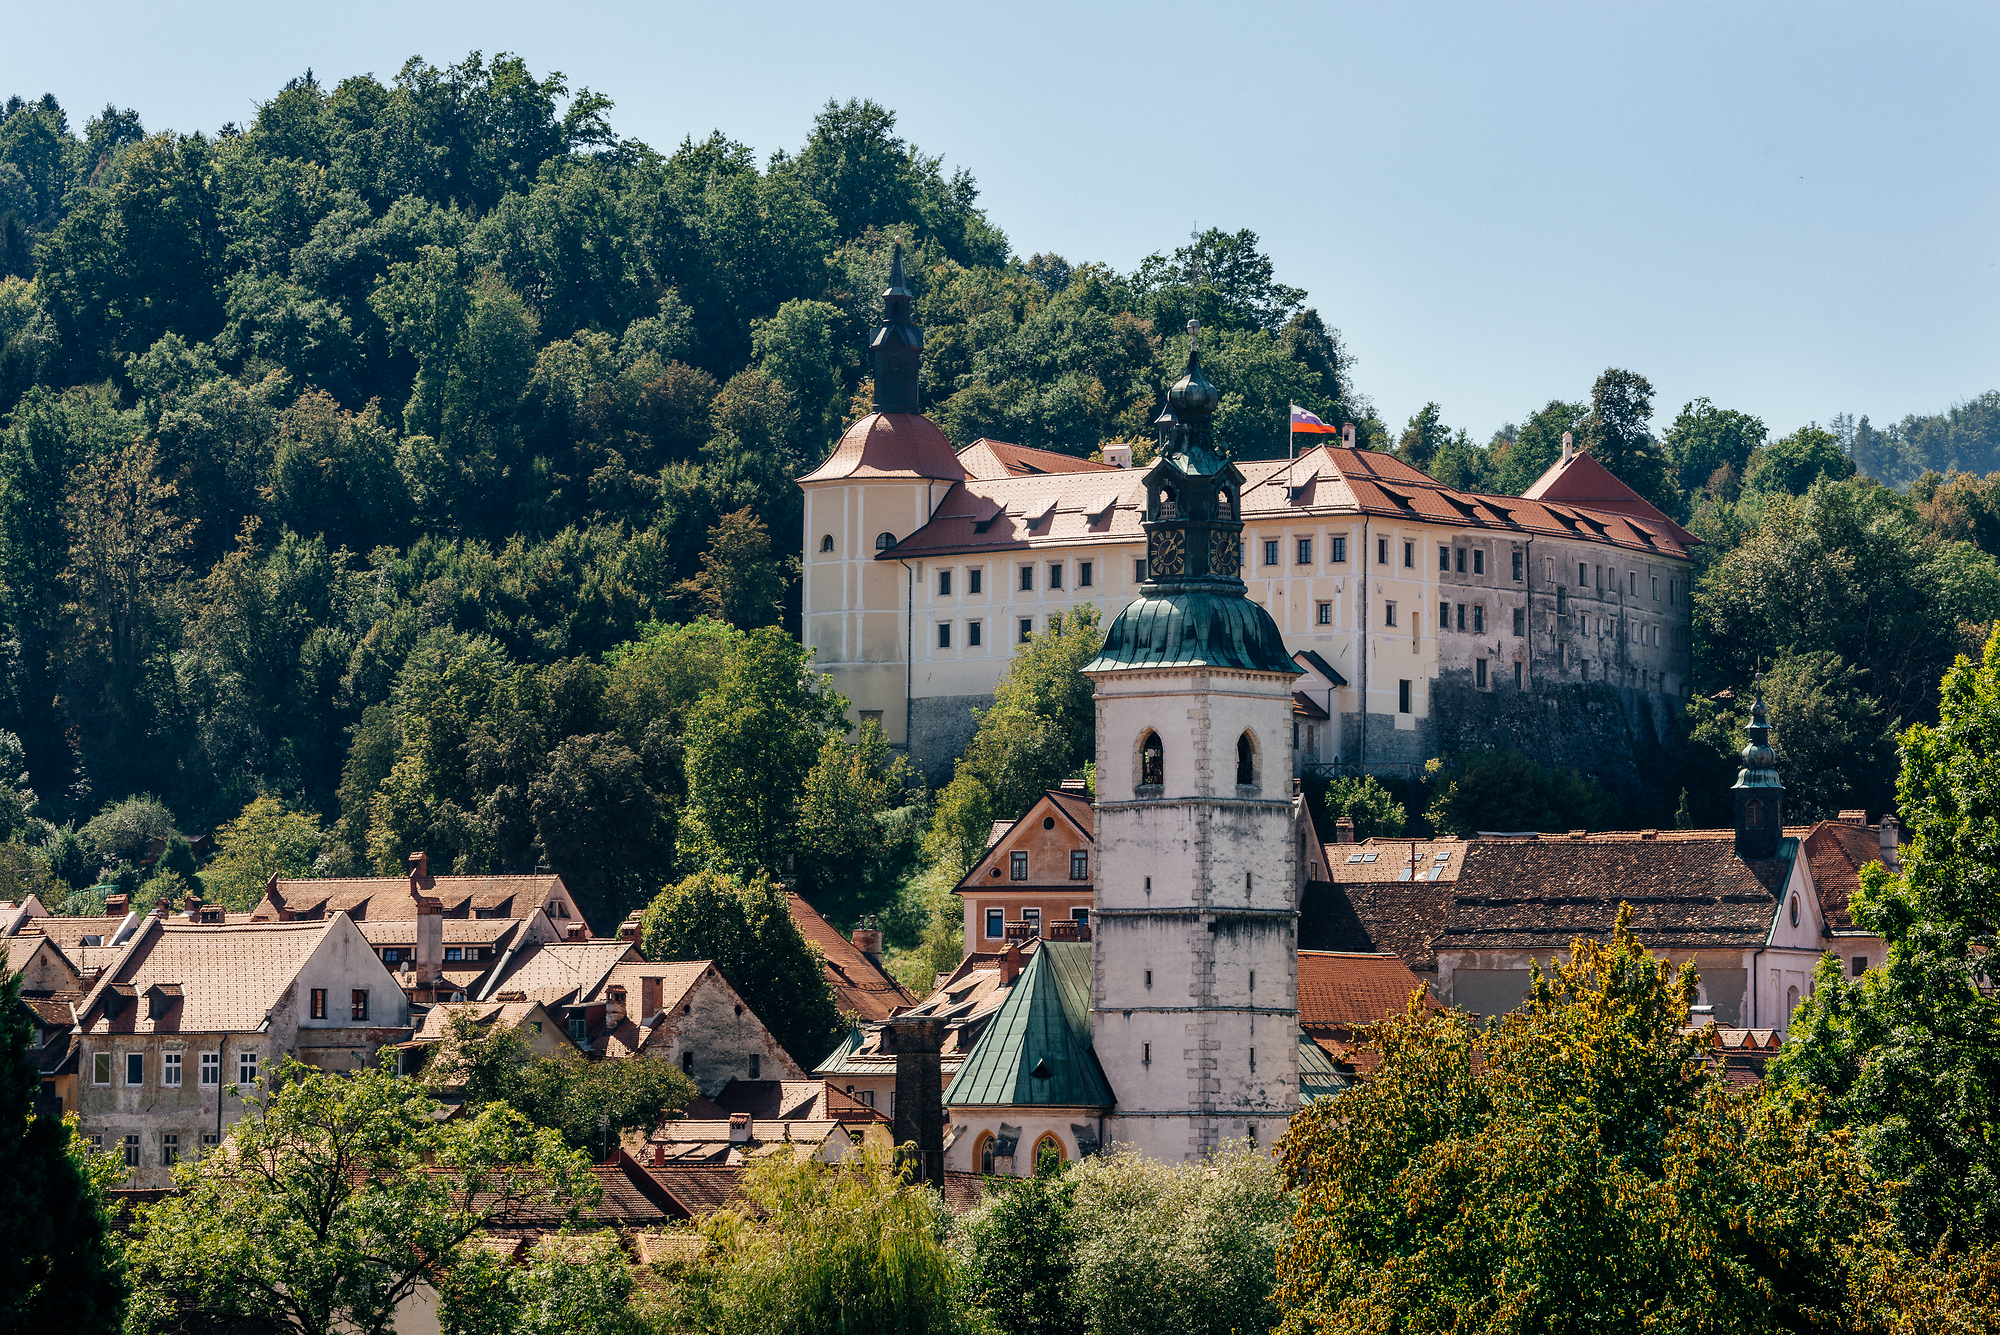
799 249 1697 783
954 786 1098 950
1428 699 1892 1034
590 960 806 1095
629 1112 862 1168
71 907 412 1186
784 892 917 1022
0 893 49 935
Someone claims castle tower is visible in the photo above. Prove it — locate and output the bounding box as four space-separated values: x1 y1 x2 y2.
1083 323 1304 1162
1733 695 1784 859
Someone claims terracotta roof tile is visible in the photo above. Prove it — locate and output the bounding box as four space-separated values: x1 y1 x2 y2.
798 412 965 483
642 1165 752 1216
1298 952 1438 1029
1800 820 1892 933
481 941 639 1006
957 439 1122 482
785 894 916 1023
263 873 580 928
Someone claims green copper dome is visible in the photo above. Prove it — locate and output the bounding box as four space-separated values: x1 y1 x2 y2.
1084 590 1299 674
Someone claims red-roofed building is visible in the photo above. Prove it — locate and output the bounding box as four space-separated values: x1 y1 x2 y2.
800 274 1697 782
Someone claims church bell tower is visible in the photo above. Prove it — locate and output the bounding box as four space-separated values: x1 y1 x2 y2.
1082 323 1304 1162
1733 695 1784 860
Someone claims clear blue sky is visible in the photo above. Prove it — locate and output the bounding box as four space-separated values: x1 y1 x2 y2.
8 0 1995 445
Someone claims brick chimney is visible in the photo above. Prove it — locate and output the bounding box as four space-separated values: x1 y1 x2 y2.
567 923 586 941
641 976 663 1020
851 914 882 961
104 893 129 916
618 913 641 943
881 1015 947 1185
410 852 443 989
999 941 1024 984
1334 816 1355 844
728 1112 753 1144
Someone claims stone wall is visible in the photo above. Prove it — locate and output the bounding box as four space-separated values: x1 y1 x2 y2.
908 692 993 787
1426 670 1685 800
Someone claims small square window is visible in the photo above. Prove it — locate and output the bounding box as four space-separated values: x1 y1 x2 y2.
860 709 883 729
1398 680 1412 714
1018 618 1033 643
310 988 326 1019
200 1052 219 1086
1019 565 1035 592
986 908 1004 938
968 567 983 594
938 570 952 596
163 1051 182 1087
445 946 463 961
1296 538 1313 564
938 622 952 649
93 1052 111 1086
1048 563 1064 590
1852 956 1867 977
1439 545 1451 572
1262 540 1279 566
126 1052 143 1086
1079 561 1093 587
1330 535 1347 563
1316 601 1332 625
1011 851 1029 881
350 989 369 1021
1071 851 1089 880
968 621 983 647
201 1133 219 1150
1384 601 1397 628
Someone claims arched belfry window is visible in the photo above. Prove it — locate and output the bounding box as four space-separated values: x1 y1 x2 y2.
875 532 896 550
1140 732 1164 788
1236 732 1256 786
1745 799 1763 829
820 534 835 552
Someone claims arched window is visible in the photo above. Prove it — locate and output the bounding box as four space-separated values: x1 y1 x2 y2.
875 532 896 550
1790 894 1799 927
1744 799 1763 829
1140 732 1164 788
819 534 835 552
1785 984 1800 1019
1032 1131 1066 1175
974 1130 996 1175
1236 732 1256 786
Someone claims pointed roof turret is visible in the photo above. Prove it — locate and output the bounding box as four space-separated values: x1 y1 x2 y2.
869 240 923 414
1732 695 1785 860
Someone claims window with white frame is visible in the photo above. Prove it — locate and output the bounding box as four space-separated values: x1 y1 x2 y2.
163 1051 181 1087
238 1051 259 1086
200 1052 219 1086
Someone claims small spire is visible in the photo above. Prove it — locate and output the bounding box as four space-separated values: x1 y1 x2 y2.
869 238 923 414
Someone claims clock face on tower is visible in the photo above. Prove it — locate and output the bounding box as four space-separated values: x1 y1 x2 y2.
1149 528 1186 579
1209 530 1239 577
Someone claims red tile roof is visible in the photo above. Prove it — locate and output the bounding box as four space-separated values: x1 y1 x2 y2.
957 439 1121 481
1522 451 1698 545
260 873 580 929
1298 951 1439 1028
798 412 966 483
1800 819 1893 933
785 893 916 1023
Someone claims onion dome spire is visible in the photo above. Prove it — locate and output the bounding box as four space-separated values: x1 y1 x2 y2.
870 241 923 414
1732 695 1785 860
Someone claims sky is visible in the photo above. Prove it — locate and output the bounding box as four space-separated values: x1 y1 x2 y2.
6 0 1995 444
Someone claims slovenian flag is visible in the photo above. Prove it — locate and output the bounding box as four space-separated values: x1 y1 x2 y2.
1290 404 1339 434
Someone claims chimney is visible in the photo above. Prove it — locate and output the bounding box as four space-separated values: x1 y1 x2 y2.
1688 1004 1716 1029
104 893 130 916
1838 809 1867 825
999 942 1023 984
151 897 170 919
182 890 203 915
1334 816 1355 844
408 851 430 883
728 1113 754 1144
567 923 586 941
1562 430 1574 463
1340 421 1355 449
411 855 443 989
851 914 883 961
652 1142 664 1168
881 1015 948 1185
618 913 641 943
1879 815 1901 870
1101 443 1133 469
641 975 663 1020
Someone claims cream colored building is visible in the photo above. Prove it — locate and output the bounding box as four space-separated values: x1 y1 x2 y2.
803 419 1698 785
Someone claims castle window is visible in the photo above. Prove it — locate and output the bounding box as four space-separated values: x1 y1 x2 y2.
977 1131 997 1174
1384 601 1397 628
969 567 983 594
1011 852 1028 880
1512 551 1523 581
1455 547 1465 573
1019 565 1034 591
1851 956 1867 977
1071 851 1089 880
1514 607 1526 636
875 533 896 550
1440 601 1450 629
1023 907 1042 935
1236 732 1255 785
1140 732 1164 788
1439 545 1451 572
1790 894 1799 927
351 989 369 1021
1019 618 1033 643
749 1055 761 1078
1399 680 1412 714
310 988 327 1019
1135 558 1148 582
938 623 952 648
1297 538 1313 565
126 1053 144 1086
1403 542 1415 567
1476 659 1488 688
1317 601 1332 625
1377 537 1388 564
1745 799 1764 829
1473 605 1485 633
1048 563 1063 590
1331 536 1346 563
1455 603 1465 631
1515 662 1524 689
1653 574 1659 600
1474 550 1485 575
163 1052 181 1087
1079 561 1093 587
938 570 952 596
986 909 1003 937
819 534 834 552
1032 1131 1066 1172
1263 540 1279 566
1143 1042 1151 1065
1578 562 1589 587
968 621 982 646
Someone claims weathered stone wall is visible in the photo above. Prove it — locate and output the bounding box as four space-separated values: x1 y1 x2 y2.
1426 670 1686 800
908 692 993 786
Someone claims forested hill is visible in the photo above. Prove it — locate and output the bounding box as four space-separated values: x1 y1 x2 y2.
0 55 1367 853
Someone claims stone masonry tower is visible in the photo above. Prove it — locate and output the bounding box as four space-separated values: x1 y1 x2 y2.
1082 323 1304 1162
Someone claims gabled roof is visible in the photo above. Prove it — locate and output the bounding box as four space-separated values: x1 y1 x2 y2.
480 941 639 1007
798 412 965 483
1800 819 1892 934
1433 831 1797 954
1298 951 1438 1029
785 893 916 1022
259 873 582 930
944 940 1111 1109
958 439 1122 481
955 791 1096 894
1522 450 1696 545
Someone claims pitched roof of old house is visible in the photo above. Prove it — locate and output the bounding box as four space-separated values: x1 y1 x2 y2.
481 940 641 1008
1300 839 1467 971
945 939 1111 1109
1800 818 1895 933
1432 830 1798 955
814 942 1033 1084
75 914 380 1035
785 893 916 1022
256 871 585 933
957 439 1120 481
954 789 1096 894
875 442 1696 564
1297 950 1440 1074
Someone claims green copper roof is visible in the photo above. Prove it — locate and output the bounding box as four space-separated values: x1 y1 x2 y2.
944 941 1113 1110
1298 1030 1352 1102
1083 590 1302 675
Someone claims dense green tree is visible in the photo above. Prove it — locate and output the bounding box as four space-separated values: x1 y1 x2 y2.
674 506 792 629
0 942 124 1333
1276 909 1901 1333
1309 774 1407 842
953 604 1102 820
1581 367 1677 515
1663 396 1766 506
1745 422 1857 497
122 1059 598 1335
1772 628 2000 1252
957 1172 1082 1335
1423 750 1618 836
529 731 673 931
201 794 323 908
637 868 845 1064
1686 651 1898 822
794 721 919 925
